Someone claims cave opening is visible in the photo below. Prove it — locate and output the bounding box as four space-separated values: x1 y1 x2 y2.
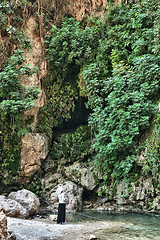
82 188 98 206
52 96 91 137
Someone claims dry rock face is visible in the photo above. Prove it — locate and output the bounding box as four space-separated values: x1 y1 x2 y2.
22 16 47 128
64 162 96 190
20 16 48 180
53 0 108 23
0 206 7 240
0 189 40 219
0 196 29 219
21 133 48 177
8 189 40 215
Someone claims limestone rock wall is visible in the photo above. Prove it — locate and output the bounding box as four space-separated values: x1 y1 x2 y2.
52 0 108 23
21 133 48 177
22 16 47 129
20 16 48 178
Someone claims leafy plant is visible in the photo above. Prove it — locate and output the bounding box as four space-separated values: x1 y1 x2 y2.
0 50 39 190
42 0 160 188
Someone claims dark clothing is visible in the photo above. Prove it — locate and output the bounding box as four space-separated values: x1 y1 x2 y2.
57 203 65 224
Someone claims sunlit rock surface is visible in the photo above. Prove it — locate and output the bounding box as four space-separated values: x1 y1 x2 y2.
21 133 48 177
0 196 28 219
8 189 40 215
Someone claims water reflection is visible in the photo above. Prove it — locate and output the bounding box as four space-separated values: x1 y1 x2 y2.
67 211 160 239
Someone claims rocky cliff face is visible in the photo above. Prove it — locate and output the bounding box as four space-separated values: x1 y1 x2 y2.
20 16 48 178
53 0 108 23
22 16 47 128
19 0 160 214
21 0 113 179
20 0 123 180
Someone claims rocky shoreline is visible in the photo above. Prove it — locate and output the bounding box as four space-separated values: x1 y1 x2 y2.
7 217 110 240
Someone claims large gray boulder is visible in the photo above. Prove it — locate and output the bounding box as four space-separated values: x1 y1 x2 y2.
8 189 40 215
0 196 29 219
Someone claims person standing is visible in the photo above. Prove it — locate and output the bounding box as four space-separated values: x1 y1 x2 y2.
56 186 66 224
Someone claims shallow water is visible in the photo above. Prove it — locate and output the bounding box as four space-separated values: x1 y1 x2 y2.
67 211 160 239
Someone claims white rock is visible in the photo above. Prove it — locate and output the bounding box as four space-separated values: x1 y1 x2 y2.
8 189 40 215
49 214 57 221
0 196 28 219
90 234 98 240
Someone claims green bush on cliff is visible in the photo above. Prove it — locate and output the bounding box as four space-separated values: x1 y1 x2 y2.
50 126 92 166
0 50 39 190
83 1 160 181
44 0 160 184
37 17 103 141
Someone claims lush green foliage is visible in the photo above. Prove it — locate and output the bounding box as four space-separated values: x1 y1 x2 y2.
83 1 160 181
51 126 92 164
0 50 39 190
37 17 96 141
45 0 160 185
0 0 32 61
36 74 78 143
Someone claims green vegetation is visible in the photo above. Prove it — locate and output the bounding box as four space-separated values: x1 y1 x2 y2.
1 0 160 200
0 50 39 190
50 125 92 167
0 0 41 191
45 0 160 187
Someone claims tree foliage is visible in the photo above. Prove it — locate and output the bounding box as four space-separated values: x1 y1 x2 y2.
0 50 39 189
45 0 160 185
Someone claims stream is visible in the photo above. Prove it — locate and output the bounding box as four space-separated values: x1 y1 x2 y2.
67 211 160 239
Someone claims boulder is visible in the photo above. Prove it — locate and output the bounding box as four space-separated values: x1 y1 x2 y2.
50 181 83 211
0 196 28 219
64 162 97 190
0 206 7 240
21 133 48 177
8 189 40 215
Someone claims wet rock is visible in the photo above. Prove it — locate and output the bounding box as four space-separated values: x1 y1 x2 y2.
8 189 40 215
0 196 29 219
